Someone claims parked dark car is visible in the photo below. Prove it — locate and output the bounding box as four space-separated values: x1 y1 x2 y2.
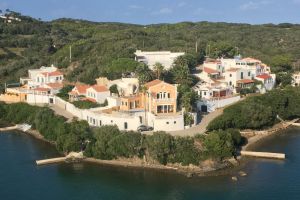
137 125 153 132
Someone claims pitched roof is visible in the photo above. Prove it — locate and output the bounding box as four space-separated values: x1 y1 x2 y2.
41 70 63 77
74 84 90 94
90 85 109 93
144 79 163 88
237 79 255 84
242 57 261 63
256 74 272 80
46 83 64 89
203 67 219 74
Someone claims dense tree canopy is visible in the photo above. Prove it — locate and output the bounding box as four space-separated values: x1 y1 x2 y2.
2 12 300 92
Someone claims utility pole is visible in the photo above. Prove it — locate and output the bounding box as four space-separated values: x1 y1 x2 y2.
69 46 72 63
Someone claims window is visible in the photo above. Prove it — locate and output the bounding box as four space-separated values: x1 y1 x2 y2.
124 122 128 130
157 93 160 99
166 122 169 124
241 72 244 79
229 81 232 86
204 92 207 96
163 92 166 98
56 77 59 81
99 120 102 126
93 119 96 125
230 74 232 77
174 121 177 124
248 72 251 76
168 93 170 98
111 120 113 123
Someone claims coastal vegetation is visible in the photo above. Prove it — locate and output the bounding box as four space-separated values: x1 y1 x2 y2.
207 87 300 131
0 102 241 166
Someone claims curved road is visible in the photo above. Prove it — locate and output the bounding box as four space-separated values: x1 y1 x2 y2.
167 108 224 137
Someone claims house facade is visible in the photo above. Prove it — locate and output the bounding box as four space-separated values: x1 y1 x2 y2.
198 56 276 93
134 50 185 70
86 85 110 104
20 65 64 89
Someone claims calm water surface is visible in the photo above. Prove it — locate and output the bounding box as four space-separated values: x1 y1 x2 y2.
1 128 300 200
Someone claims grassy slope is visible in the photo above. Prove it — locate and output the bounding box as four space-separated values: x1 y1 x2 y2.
1 14 300 90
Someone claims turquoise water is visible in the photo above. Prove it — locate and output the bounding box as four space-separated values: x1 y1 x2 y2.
1 128 300 200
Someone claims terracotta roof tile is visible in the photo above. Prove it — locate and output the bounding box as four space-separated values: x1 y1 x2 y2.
144 79 163 88
91 85 109 93
256 74 272 80
237 79 255 84
203 67 219 74
46 83 63 89
74 84 90 94
41 70 63 77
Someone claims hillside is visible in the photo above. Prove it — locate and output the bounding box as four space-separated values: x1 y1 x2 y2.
1 11 300 90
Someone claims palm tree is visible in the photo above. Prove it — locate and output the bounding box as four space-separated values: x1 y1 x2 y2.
140 85 148 125
135 63 153 85
153 62 164 80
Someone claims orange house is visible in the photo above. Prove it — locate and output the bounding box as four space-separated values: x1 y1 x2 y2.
144 80 177 115
120 95 142 111
119 79 178 115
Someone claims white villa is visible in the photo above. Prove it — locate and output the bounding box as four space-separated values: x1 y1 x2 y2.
197 56 276 93
86 85 110 104
194 56 276 112
20 65 64 90
134 50 185 70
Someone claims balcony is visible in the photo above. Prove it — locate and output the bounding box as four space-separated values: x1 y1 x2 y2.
153 98 176 103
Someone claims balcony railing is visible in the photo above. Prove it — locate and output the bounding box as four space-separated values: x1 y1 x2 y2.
153 98 176 103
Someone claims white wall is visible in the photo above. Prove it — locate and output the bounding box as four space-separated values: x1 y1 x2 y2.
27 94 55 104
197 96 241 113
27 95 185 132
96 91 110 104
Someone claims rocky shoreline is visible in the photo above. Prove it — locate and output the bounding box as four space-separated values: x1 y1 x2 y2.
1 119 299 178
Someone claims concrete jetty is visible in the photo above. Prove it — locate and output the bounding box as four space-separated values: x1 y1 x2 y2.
0 124 32 132
36 157 66 165
36 152 84 166
292 123 300 127
241 151 285 159
0 125 18 132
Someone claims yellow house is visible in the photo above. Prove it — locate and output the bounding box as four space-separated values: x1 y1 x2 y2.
119 79 177 115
